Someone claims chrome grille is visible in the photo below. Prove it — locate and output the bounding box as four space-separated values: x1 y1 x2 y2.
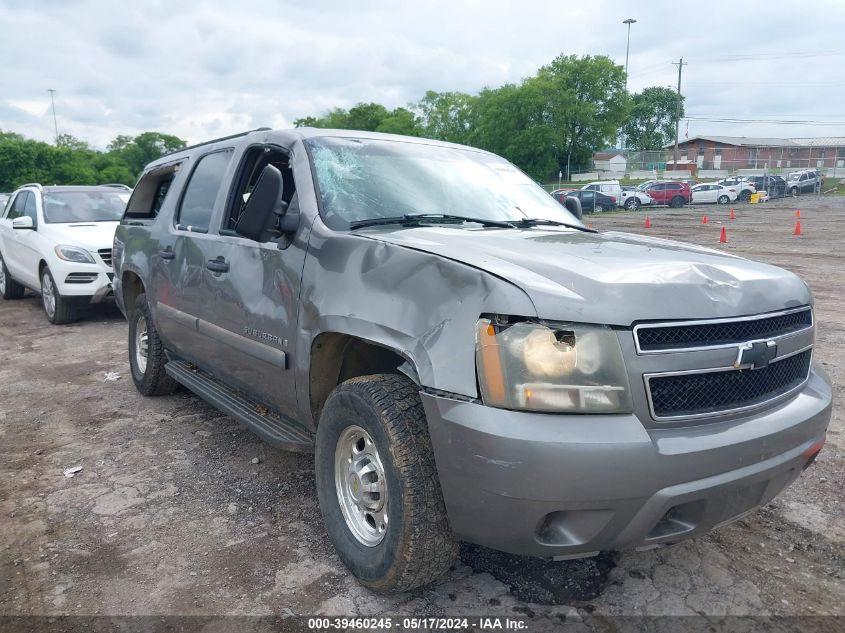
646 349 812 420
98 248 113 268
635 307 812 353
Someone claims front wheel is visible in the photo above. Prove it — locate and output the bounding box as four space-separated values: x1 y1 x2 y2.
0 253 25 300
129 293 179 396
739 190 752 202
790 187 799 197
41 267 76 324
315 374 458 592
625 198 641 211
594 204 604 213
669 196 685 208
718 195 730 204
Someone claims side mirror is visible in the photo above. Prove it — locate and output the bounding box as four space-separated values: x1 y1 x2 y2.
12 216 34 230
235 165 301 242
564 196 583 221
235 165 284 242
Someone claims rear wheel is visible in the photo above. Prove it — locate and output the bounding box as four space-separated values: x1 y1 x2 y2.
739 190 752 202
669 195 684 208
40 267 77 325
315 374 458 592
129 293 178 396
625 197 641 211
0 253 25 300
718 195 729 204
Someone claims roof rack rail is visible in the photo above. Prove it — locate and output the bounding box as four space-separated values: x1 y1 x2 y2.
19 183 43 190
161 127 273 159
100 183 132 190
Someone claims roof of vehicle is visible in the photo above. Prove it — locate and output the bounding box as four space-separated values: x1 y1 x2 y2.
14 184 132 194
148 127 495 171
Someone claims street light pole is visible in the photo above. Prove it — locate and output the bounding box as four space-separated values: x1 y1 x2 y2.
621 18 636 151
47 89 59 145
623 18 636 90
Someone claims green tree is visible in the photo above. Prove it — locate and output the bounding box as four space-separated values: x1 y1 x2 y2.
375 107 423 136
470 82 557 181
534 54 629 178
622 86 683 151
415 91 476 144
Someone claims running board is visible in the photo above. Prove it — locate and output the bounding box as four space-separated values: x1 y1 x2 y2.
165 360 314 452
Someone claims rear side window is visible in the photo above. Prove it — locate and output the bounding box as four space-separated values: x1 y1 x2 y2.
125 162 183 220
177 150 233 231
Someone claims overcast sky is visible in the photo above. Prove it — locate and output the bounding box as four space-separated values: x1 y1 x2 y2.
2 0 844 148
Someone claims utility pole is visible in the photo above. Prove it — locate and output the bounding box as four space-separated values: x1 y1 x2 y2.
47 89 59 145
672 58 687 169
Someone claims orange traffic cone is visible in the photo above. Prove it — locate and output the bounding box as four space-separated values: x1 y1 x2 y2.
701 215 709 225
587 223 593 229
719 226 728 243
795 209 801 218
644 216 652 228
729 208 736 220
794 220 802 236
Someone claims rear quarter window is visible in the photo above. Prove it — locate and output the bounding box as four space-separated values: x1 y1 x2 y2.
125 161 184 221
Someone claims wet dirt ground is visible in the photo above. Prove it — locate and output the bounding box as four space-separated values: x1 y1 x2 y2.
1 196 842 629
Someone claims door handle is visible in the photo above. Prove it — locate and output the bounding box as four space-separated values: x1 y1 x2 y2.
206 257 230 273
158 246 175 260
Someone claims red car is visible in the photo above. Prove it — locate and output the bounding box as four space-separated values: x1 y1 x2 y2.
643 181 691 207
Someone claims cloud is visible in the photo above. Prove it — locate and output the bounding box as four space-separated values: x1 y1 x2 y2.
0 0 843 148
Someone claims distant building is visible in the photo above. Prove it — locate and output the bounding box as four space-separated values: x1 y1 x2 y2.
666 136 845 172
592 152 627 174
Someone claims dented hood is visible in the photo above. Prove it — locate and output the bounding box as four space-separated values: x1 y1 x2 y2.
355 226 811 325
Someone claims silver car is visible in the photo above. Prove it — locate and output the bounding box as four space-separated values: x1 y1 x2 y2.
112 128 832 592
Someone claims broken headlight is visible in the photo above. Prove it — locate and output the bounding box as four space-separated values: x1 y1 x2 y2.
475 318 632 413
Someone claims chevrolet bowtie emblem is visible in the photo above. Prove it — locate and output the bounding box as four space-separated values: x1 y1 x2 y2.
734 340 778 370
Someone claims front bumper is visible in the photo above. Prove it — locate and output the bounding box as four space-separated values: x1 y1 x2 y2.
422 367 832 559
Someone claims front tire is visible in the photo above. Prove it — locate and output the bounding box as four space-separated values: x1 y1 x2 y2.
790 187 799 197
625 198 641 211
40 267 76 324
718 195 729 204
0 253 25 300
129 293 178 396
594 204 604 213
740 190 752 202
315 374 458 592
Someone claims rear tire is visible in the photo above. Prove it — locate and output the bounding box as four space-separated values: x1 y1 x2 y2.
40 267 77 325
315 373 458 592
740 190 752 202
625 198 641 211
669 196 684 208
0 253 25 300
129 293 178 396
718 195 729 204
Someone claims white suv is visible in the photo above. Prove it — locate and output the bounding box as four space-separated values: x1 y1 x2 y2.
0 184 130 323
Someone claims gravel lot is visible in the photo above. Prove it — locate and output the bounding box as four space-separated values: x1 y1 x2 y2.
1 196 842 629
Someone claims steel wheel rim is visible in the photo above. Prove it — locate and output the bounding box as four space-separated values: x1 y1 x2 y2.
135 315 148 374
334 425 388 547
41 272 55 318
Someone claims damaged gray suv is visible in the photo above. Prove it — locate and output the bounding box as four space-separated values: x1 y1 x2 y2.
113 128 832 592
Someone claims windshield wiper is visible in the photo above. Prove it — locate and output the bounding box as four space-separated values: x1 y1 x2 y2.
350 213 514 230
511 218 597 233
